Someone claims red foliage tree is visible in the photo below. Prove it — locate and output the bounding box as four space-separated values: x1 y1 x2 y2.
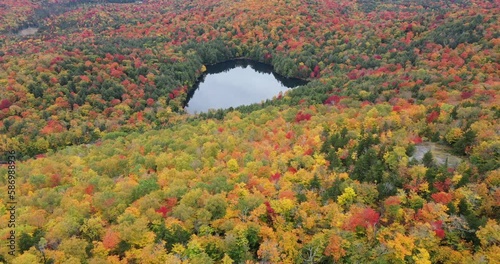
156 197 177 218
85 184 95 195
461 91 474 99
411 136 423 144
303 148 313 155
264 201 276 224
433 178 452 192
270 172 281 182
50 174 61 187
41 120 66 135
426 111 440 123
431 220 445 239
431 192 453 204
324 95 342 105
295 111 312 122
102 229 120 249
345 207 380 231
0 99 12 110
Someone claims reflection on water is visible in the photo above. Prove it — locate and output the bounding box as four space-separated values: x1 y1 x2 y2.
184 59 308 114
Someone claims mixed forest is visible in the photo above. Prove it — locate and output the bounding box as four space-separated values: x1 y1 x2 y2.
0 0 499 263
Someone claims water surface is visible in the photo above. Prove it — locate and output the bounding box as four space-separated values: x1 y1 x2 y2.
184 60 307 114
17 27 38 36
411 142 463 168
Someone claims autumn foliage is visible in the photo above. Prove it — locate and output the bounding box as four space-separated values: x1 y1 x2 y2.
0 0 499 263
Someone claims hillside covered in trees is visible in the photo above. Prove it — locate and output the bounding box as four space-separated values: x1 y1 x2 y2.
0 0 499 263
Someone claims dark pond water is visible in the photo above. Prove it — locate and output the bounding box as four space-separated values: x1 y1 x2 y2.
184 59 308 114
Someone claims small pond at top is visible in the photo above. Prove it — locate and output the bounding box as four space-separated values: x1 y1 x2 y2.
17 27 39 36
184 59 308 114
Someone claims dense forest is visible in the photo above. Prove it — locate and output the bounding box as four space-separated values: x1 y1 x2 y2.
0 0 499 263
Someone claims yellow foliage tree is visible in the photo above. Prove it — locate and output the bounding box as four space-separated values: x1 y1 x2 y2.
386 233 415 261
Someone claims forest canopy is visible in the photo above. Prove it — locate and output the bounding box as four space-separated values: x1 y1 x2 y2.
0 0 499 263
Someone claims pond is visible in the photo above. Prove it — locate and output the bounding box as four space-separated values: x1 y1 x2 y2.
17 27 39 36
411 142 463 168
184 59 308 114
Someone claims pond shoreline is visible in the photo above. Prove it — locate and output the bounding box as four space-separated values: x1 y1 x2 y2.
411 142 464 168
14 26 39 37
183 58 309 114
204 57 310 82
